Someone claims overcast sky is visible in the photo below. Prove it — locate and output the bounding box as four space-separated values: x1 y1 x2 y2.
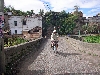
4 0 100 18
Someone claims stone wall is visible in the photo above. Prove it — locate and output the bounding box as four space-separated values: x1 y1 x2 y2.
23 31 42 39
4 37 43 74
67 37 100 56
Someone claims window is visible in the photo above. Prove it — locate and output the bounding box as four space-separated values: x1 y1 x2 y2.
14 21 17 26
15 30 17 34
23 19 26 25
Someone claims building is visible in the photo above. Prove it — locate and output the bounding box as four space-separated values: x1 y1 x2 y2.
8 14 42 39
87 16 100 26
22 15 42 39
81 15 100 34
22 15 42 32
8 16 24 34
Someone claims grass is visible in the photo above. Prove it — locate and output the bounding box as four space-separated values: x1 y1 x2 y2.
93 54 98 56
83 35 100 43
87 53 98 56
88 53 91 55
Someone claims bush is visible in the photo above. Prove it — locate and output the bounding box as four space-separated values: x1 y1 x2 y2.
4 37 28 47
83 35 100 43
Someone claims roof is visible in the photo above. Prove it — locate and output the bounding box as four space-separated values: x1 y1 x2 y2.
25 14 42 18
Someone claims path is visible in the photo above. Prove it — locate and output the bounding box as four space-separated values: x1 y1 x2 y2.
16 37 100 75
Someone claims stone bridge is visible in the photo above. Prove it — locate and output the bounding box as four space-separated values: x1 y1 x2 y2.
1 37 100 75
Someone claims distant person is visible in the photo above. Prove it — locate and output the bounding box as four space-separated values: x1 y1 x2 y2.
51 27 59 49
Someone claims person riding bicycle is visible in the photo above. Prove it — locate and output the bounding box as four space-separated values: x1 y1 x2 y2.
51 28 59 49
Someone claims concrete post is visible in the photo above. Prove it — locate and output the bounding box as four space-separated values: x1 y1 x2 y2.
0 0 4 12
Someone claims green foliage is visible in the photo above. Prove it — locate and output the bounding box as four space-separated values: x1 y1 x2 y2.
83 35 100 43
4 37 28 47
82 25 88 30
42 11 77 36
4 5 35 16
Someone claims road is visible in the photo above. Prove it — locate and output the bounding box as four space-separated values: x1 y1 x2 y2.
16 37 100 75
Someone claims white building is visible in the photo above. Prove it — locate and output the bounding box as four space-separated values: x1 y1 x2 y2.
8 16 24 34
23 15 42 31
8 15 42 35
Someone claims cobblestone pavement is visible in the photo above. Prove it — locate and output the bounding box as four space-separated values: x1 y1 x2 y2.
17 37 100 75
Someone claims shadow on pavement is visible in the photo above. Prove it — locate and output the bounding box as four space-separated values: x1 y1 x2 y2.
17 69 70 75
56 51 81 57
55 72 100 75
16 38 48 75
17 69 45 75
17 69 100 75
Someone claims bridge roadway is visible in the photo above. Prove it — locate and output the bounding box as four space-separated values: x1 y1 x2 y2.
16 37 100 75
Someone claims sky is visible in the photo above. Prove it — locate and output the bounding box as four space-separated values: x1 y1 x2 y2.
4 0 100 18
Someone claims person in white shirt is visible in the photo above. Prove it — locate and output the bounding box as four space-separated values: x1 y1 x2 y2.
51 29 59 48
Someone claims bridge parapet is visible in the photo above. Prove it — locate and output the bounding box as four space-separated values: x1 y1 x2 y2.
4 37 43 74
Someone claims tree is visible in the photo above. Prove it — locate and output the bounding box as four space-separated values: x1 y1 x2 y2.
42 10 77 36
39 9 44 16
4 5 11 12
31 10 35 15
73 5 80 16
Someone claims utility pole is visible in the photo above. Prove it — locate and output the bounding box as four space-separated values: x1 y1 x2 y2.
0 0 4 12
0 0 6 75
